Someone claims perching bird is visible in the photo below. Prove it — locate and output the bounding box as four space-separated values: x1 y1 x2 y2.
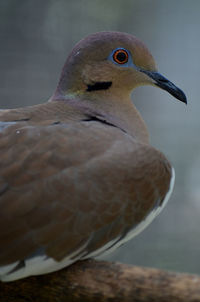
0 31 187 282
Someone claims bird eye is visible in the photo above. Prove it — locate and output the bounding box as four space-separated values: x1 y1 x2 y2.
113 49 129 64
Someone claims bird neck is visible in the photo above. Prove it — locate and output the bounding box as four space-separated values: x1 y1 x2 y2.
51 89 149 144
51 55 149 143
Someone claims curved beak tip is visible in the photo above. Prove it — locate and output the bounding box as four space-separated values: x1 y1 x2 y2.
178 91 187 105
141 70 187 105
156 80 188 105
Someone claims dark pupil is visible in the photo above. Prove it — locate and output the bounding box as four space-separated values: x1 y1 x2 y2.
116 51 127 62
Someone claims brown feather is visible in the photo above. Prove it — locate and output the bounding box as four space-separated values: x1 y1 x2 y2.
0 31 184 281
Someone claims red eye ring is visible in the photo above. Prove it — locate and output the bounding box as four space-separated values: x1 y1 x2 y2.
113 49 129 64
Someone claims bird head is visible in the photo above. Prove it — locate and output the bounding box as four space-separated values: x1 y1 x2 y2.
55 31 187 104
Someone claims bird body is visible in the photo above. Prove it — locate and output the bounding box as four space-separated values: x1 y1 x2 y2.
0 32 186 281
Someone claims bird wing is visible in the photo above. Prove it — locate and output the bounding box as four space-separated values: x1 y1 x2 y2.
0 108 172 280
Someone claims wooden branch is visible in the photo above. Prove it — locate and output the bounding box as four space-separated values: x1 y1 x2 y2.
0 259 200 302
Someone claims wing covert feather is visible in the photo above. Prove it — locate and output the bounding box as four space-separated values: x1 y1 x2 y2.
0 120 171 264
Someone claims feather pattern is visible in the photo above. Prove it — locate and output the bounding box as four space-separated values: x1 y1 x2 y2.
0 31 185 281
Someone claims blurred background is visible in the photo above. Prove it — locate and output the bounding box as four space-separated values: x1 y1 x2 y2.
0 0 199 274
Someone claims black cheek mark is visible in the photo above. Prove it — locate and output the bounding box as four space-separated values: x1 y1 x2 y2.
51 121 61 125
87 81 112 92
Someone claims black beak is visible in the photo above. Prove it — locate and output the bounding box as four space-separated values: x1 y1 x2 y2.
141 70 187 104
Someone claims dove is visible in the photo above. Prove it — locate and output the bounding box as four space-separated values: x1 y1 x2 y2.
0 31 187 281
